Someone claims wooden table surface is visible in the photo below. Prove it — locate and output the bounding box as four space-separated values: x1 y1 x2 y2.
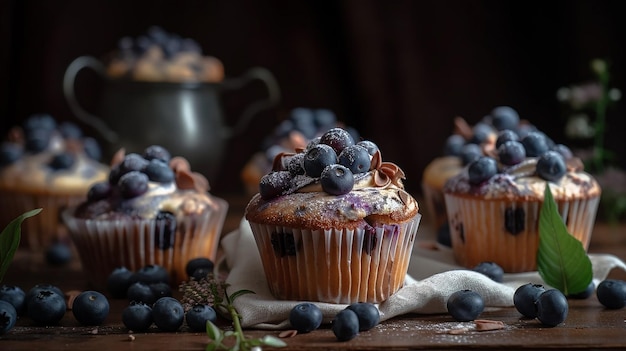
2 193 626 351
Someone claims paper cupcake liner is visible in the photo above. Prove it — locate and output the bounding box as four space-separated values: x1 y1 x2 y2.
0 191 84 250
62 198 227 289
249 214 421 304
444 194 600 273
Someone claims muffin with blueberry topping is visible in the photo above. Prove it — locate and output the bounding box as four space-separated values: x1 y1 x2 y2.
0 114 109 250
62 145 228 288
443 128 601 273
245 127 421 304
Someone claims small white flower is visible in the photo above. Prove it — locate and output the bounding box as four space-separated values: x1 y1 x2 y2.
609 88 622 101
565 114 595 139
556 87 570 102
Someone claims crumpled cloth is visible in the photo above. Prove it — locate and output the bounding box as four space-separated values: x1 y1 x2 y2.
221 219 626 330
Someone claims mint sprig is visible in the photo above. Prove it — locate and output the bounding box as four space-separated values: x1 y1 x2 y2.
537 184 593 295
0 208 42 283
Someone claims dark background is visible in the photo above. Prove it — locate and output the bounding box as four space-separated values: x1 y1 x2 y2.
2 0 625 198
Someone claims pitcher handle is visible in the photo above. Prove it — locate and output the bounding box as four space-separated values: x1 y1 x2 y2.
63 56 119 143
221 67 281 137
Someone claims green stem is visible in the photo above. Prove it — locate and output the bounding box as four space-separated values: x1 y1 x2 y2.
228 304 246 347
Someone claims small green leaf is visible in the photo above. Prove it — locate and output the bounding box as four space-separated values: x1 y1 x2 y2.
537 184 593 295
205 342 217 351
260 335 288 348
206 320 223 342
0 208 42 283
228 289 255 303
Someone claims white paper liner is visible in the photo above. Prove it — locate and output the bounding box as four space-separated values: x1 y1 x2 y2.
444 194 600 272
248 214 421 304
62 198 227 288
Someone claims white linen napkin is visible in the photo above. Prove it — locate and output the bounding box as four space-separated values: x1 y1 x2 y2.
221 218 626 330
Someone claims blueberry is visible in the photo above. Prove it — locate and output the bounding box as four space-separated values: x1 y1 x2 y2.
472 262 504 283
122 301 153 332
303 144 338 178
26 284 64 303
338 145 371 174
0 142 23 166
504 207 526 235
270 232 297 257
83 137 102 161
107 266 137 299
346 302 380 331
48 152 75 170
320 164 354 195
495 129 519 149
190 268 211 281
118 171 149 198
596 279 626 309
536 289 569 327
87 181 113 202
150 282 173 300
490 106 520 131
319 127 355 154
27 289 66 325
498 140 526 166
290 107 317 139
45 242 73 266
144 159 175 183
119 153 150 175
143 145 171 163
470 122 494 144
305 136 321 150
134 264 170 285
25 128 52 152
357 140 379 157
72 291 110 326
154 212 177 250
467 156 497 185
289 302 323 333
459 143 482 166
536 151 566 182
513 283 545 318
186 304 218 332
331 308 359 342
521 131 549 157
127 282 157 305
568 281 595 300
59 121 83 139
185 258 215 278
443 134 465 157
287 153 306 175
152 297 185 332
446 289 484 322
259 171 293 200
0 285 26 315
551 144 573 160
313 108 337 130
0 300 17 335
24 113 57 132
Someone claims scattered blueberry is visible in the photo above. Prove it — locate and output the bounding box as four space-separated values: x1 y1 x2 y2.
259 171 292 200
185 258 215 278
596 279 626 309
133 265 170 285
467 156 497 185
446 289 484 322
346 302 380 331
127 282 157 305
72 291 110 326
498 140 526 166
289 302 323 334
144 159 175 183
303 144 338 178
469 122 494 144
0 142 22 166
319 127 355 154
186 304 218 332
190 268 211 281
27 289 66 325
443 134 465 157
521 131 549 157
338 145 370 174
152 297 185 332
0 285 26 315
536 289 569 327
514 283 546 318
25 128 52 152
59 120 85 139
144 145 171 163
83 137 102 161
331 308 359 342
495 129 519 149
45 242 73 266
551 144 573 160
357 140 379 156
567 281 595 300
26 284 64 303
87 181 113 202
472 262 504 283
48 152 75 170
490 106 520 131
504 207 526 235
287 153 306 175
107 266 137 299
149 282 173 300
122 301 153 332
118 171 149 198
154 212 177 250
536 151 566 182
320 164 354 195
459 143 483 166
0 300 17 335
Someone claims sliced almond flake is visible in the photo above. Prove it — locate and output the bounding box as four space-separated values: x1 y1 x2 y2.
474 319 506 331
278 330 298 338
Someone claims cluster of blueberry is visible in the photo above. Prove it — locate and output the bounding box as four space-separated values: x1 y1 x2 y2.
0 284 109 334
288 301 380 342
115 26 203 62
260 127 379 199
0 114 102 168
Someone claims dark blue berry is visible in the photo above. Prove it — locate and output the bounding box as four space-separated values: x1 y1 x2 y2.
498 140 526 166
152 297 184 332
118 171 149 198
144 159 175 183
27 289 66 325
320 164 354 195
186 304 217 332
338 145 370 174
313 108 337 130
287 153 305 176
289 302 323 333
446 289 484 322
87 182 113 202
0 300 17 335
495 129 519 149
459 143 482 166
119 153 150 174
270 232 297 257
185 258 214 278
150 282 173 300
290 107 317 139
49 152 75 170
83 137 102 161
443 134 465 156
107 266 137 299
331 308 359 342
72 290 110 326
490 106 520 131
191 267 212 281
357 140 379 156
470 122 494 144
259 171 292 200
568 281 595 300
134 264 170 285
25 128 51 152
551 144 573 160
521 131 549 157
24 113 56 132
305 136 321 150
319 128 355 154
536 151 566 182
536 289 568 327
26 284 64 302
504 207 525 235
127 282 157 305
596 279 626 309
0 285 26 316
45 242 73 266
467 156 497 185
516 123 538 140
346 302 380 331
472 262 504 283
303 144 337 178
122 301 153 332
59 121 83 139
514 283 546 318
155 212 177 250
143 145 171 163
0 142 23 166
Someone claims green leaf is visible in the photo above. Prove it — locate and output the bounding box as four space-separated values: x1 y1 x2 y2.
537 184 593 295
0 208 42 283
206 320 223 342
260 335 288 348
